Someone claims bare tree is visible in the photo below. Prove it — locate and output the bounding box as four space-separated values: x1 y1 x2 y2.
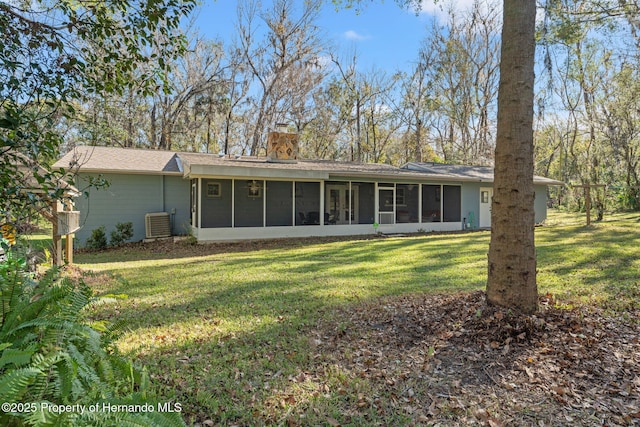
220 46 251 155
424 0 501 165
298 75 351 160
330 54 398 162
398 46 438 162
237 0 325 156
149 36 226 151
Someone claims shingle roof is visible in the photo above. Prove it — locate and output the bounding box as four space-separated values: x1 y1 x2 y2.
54 146 182 175
403 162 564 186
10 151 79 195
54 146 564 185
178 152 405 175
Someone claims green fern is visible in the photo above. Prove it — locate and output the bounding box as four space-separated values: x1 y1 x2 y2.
0 367 41 402
0 345 36 369
0 251 186 427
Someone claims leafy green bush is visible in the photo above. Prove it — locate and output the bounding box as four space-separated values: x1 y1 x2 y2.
109 222 134 246
85 226 108 250
0 248 185 426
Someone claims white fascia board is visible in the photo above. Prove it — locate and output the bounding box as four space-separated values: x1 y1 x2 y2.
188 164 329 180
329 171 476 183
76 169 183 176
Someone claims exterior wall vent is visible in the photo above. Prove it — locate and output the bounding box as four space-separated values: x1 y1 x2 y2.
56 211 81 236
145 212 171 238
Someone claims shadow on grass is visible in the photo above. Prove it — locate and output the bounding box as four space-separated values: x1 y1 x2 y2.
82 212 640 424
75 229 491 265
129 312 337 425
88 234 491 335
90 239 486 329
86 215 640 338
536 220 640 309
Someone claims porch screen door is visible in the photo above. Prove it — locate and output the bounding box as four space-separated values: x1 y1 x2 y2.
378 187 395 224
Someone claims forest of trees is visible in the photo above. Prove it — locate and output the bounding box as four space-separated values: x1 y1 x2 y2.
60 0 640 213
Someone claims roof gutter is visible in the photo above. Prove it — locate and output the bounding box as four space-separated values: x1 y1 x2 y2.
73 168 183 176
187 164 329 180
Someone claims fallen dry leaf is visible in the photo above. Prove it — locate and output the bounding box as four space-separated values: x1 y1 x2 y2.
309 291 640 426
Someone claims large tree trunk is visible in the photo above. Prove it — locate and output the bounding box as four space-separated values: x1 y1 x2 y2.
486 0 538 313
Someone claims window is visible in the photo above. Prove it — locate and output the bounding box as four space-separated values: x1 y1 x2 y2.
481 190 489 204
206 182 221 198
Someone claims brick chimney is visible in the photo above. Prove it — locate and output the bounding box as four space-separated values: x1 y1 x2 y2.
266 124 298 163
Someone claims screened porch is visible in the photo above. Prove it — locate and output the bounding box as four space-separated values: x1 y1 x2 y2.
191 178 462 231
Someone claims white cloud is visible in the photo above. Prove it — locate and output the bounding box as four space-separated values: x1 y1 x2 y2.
344 30 369 41
316 54 333 68
417 0 500 23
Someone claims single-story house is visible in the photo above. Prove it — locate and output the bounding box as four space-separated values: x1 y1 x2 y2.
54 134 563 246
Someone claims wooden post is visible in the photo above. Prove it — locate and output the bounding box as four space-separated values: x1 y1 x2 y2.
572 182 606 226
585 184 591 226
51 201 63 267
64 201 73 265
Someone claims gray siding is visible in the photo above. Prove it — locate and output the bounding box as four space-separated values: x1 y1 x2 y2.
164 175 191 235
535 185 548 224
461 182 549 228
75 173 190 246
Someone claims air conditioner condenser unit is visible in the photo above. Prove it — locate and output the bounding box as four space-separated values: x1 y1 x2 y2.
145 212 171 239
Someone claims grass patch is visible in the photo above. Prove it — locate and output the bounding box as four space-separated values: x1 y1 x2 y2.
76 210 640 425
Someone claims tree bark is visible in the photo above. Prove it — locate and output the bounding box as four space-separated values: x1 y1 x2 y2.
486 0 538 313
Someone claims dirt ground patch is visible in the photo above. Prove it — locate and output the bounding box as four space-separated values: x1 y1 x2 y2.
76 234 381 258
312 291 640 426
76 230 482 259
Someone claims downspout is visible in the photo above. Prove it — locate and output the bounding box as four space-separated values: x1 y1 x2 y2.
161 175 175 235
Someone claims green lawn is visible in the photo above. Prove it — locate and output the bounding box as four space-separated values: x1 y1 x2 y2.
75 210 640 425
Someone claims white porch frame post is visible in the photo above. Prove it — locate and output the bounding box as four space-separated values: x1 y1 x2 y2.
197 178 202 229
348 181 352 225
292 181 296 226
262 179 267 227
320 180 325 225
440 184 444 222
418 183 423 224
393 184 397 224
231 179 235 228
374 182 379 224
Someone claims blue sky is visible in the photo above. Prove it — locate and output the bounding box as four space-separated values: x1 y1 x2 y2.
192 1 456 74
